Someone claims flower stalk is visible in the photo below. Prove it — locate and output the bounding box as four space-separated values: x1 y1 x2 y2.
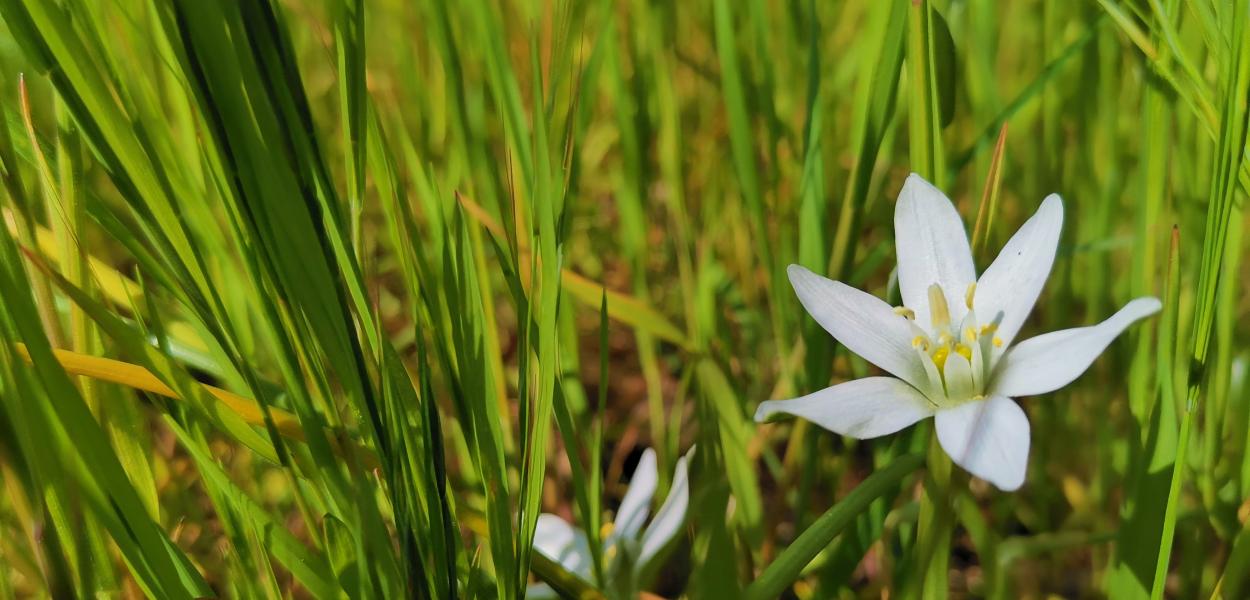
913 429 954 599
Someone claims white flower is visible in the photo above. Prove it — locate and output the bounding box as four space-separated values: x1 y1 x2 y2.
755 174 1160 491
530 448 691 598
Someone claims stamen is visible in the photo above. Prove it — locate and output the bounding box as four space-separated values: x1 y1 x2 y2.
601 522 615 539
965 282 977 309
915 347 945 402
970 337 985 391
979 323 998 335
955 343 973 362
894 306 916 320
972 394 985 401
992 336 1003 347
937 332 953 346
928 284 951 330
911 336 930 350
963 327 978 343
932 345 951 369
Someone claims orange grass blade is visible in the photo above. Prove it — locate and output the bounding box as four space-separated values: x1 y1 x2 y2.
13 343 377 468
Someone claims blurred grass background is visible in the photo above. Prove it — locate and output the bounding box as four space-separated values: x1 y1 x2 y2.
0 0 1245 597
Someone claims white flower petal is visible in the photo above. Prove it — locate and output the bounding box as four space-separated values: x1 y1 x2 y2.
990 297 1162 397
942 351 975 402
754 377 935 438
974 194 1064 349
935 396 1030 491
787 265 929 391
613 448 658 541
894 173 977 331
534 514 594 578
639 451 691 567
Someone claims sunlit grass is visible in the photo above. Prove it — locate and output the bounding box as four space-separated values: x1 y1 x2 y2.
0 0 1245 598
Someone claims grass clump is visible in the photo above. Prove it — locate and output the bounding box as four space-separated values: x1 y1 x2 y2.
0 0 1244 598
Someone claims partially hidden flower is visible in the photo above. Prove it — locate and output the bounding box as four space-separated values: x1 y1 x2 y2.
530 448 691 598
755 174 1160 491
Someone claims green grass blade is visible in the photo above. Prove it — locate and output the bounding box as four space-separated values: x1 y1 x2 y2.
745 453 923 600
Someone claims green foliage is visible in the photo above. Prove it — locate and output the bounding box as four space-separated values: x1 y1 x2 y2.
0 0 1243 598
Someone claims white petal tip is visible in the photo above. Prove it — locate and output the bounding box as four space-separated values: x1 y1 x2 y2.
786 263 816 284
904 172 931 186
753 401 780 423
993 478 1024 492
980 467 1025 492
1127 296 1163 316
900 173 942 200
1039 194 1064 217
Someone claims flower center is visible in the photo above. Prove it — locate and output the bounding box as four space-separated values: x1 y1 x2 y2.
897 282 1002 405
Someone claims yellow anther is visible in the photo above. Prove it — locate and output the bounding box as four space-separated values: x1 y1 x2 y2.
928 284 951 329
600 522 615 539
979 323 998 335
911 336 929 350
972 394 986 401
992 336 1003 347
963 327 978 342
894 306 916 320
965 282 977 309
937 332 953 346
955 343 973 362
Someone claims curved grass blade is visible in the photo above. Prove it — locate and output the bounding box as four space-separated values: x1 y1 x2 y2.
745 453 924 600
11 343 378 468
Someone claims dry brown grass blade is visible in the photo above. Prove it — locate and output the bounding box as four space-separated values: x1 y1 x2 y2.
13 343 378 469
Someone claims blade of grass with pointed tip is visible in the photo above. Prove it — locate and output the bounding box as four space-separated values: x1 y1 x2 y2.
169 420 342 598
970 124 1008 261
0 206 208 599
712 0 789 357
1152 5 1250 598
